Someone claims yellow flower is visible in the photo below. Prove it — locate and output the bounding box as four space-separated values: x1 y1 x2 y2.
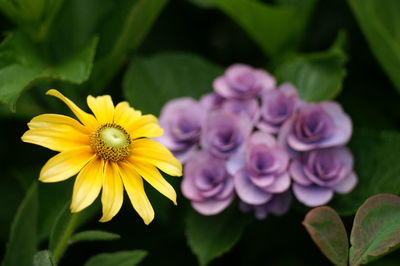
21 89 182 225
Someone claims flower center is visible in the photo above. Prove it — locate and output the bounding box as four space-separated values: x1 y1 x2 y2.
90 123 131 162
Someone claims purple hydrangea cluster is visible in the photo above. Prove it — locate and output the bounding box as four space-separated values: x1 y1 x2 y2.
158 63 357 219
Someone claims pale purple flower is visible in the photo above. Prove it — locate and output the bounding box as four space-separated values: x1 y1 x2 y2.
257 83 298 134
279 101 352 152
290 147 357 207
213 64 275 99
200 92 260 123
181 151 235 215
239 191 292 219
221 98 260 124
158 97 206 162
201 110 252 159
199 92 225 111
231 132 291 205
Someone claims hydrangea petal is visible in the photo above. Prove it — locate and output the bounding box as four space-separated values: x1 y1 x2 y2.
199 92 225 111
181 170 204 201
216 177 235 200
289 159 312 186
333 172 358 194
234 169 272 205
320 102 352 147
292 184 333 207
213 77 232 98
226 151 245 175
265 191 292 216
263 173 291 193
285 102 352 151
191 194 234 215
248 131 276 147
277 119 299 158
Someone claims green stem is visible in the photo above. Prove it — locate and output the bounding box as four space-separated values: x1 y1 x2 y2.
52 213 80 263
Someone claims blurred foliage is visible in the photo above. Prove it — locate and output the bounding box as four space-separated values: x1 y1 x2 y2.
123 52 222 115
1 0 400 265
185 206 250 266
276 32 347 102
348 0 400 94
33 250 55 266
84 250 147 266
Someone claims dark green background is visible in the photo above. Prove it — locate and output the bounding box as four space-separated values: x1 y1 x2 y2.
1 0 400 265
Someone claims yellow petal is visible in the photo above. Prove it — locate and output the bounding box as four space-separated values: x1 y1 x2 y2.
46 89 98 130
71 157 104 213
99 162 124 222
113 101 141 128
128 115 164 139
127 159 177 205
22 126 89 152
87 95 115 124
39 146 95 182
118 162 154 225
131 138 182 176
27 114 90 134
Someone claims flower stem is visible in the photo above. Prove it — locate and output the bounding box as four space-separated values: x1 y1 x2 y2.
52 212 80 263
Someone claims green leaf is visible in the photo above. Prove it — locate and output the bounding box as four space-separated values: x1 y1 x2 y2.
37 180 74 242
348 0 400 94
89 0 168 90
330 129 400 215
276 0 317 33
303 206 349 266
349 194 400 266
185 207 249 266
49 201 100 263
0 172 24 241
33 250 55 266
213 0 317 57
2 183 39 266
84 250 148 266
70 230 120 244
48 0 113 55
123 52 222 115
0 0 64 42
49 203 81 263
14 170 99 252
187 0 216 8
275 32 347 101
0 31 98 110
